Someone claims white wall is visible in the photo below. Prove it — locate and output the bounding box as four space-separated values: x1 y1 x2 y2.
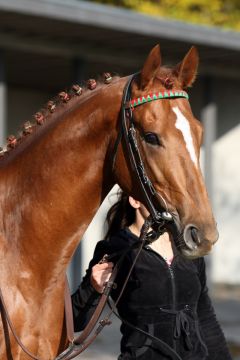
212 124 240 284
80 189 117 276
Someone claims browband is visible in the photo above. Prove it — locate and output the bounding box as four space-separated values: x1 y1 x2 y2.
125 90 189 109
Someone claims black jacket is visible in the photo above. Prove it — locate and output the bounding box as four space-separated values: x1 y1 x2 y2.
72 229 232 360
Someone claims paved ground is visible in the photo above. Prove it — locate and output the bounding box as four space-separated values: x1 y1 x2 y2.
213 298 240 360
75 299 240 360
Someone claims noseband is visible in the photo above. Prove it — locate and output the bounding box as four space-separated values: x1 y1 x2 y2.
116 73 189 239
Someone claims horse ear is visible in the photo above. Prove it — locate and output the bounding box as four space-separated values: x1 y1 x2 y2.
174 46 199 88
140 44 162 90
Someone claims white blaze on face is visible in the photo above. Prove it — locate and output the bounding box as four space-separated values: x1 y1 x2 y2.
172 106 198 167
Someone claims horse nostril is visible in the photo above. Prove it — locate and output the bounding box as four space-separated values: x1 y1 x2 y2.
183 224 201 251
191 226 200 245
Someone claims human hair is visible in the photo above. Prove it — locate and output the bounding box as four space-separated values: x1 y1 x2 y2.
104 190 136 240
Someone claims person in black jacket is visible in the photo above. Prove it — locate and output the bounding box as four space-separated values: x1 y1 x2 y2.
72 191 232 360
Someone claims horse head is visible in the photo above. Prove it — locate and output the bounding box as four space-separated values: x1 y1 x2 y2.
114 45 218 259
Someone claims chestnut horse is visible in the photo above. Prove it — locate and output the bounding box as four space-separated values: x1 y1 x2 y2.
0 45 218 359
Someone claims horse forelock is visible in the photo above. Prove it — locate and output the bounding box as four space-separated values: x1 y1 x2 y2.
155 66 182 90
0 74 120 163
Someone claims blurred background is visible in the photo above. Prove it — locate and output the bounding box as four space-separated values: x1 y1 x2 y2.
0 0 239 358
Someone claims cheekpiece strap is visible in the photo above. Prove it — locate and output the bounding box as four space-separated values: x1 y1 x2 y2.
125 90 189 109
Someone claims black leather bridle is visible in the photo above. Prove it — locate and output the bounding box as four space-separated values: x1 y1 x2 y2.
116 73 187 240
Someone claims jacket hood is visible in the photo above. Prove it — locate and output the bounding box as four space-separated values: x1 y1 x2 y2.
108 228 139 251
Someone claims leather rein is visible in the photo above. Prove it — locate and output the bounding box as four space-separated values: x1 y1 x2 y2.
0 74 188 359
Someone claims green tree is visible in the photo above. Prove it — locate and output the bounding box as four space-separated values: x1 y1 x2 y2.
88 0 240 30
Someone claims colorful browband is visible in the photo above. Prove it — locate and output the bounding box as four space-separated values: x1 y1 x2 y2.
126 90 189 109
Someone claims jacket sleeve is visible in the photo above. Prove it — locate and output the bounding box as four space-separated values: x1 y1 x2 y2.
197 258 232 360
71 240 109 332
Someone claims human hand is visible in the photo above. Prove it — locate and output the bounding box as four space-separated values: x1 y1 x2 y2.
90 260 114 294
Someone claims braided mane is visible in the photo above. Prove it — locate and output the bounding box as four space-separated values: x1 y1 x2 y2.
0 73 116 159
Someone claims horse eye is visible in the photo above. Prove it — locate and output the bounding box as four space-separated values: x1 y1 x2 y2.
144 132 160 146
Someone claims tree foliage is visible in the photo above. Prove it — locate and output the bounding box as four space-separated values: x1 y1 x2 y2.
89 0 240 31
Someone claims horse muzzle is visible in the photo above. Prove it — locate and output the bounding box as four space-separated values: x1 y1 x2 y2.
181 223 219 258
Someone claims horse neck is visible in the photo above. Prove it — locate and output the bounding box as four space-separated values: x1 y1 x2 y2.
0 77 126 284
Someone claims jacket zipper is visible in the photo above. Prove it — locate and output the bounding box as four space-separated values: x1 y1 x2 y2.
146 246 177 351
168 263 177 351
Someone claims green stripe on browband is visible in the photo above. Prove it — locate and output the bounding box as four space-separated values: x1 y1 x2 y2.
129 90 189 109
